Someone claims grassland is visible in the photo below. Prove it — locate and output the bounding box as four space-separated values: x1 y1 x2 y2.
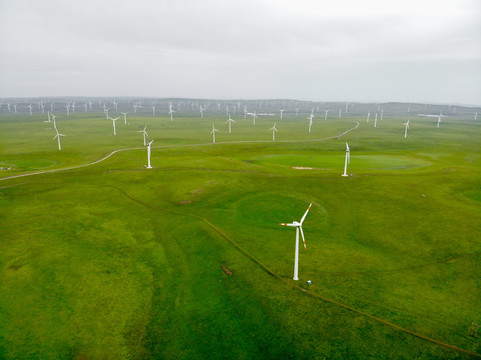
1 103 480 359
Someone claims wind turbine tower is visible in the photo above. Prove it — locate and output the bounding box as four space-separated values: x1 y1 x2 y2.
279 202 313 281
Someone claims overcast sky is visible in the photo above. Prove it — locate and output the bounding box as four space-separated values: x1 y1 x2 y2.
0 0 480 104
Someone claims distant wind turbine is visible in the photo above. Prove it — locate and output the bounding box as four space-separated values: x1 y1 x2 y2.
168 104 175 121
109 116 119 136
66 103 70 116
270 122 278 141
105 107 110 119
138 125 148 145
200 105 206 119
280 109 285 120
307 114 314 133
403 120 410 138
475 112 478 121
324 109 329 120
339 109 342 118
121 112 128 125
51 113 57 129
210 124 219 143
226 115 235 134
342 142 350 177
374 113 378 128
279 202 313 281
152 104 156 117
28 104 33 115
146 140 154 169
380 109 384 121
53 128 65 151
366 111 370 123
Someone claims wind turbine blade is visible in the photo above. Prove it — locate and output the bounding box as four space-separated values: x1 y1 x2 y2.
300 202 313 225
279 223 297 227
299 226 307 249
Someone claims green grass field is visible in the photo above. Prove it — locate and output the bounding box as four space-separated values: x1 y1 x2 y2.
1 103 480 359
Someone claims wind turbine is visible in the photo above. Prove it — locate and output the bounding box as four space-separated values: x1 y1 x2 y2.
366 111 370 123
279 202 313 281
13 104 17 113
225 115 235 134
200 105 206 119
51 113 57 129
374 113 378 128
339 109 342 118
152 104 156 117
138 125 148 145
280 109 285 120
475 112 478 121
168 104 175 121
28 104 33 115
270 122 278 141
146 140 154 169
121 112 128 125
342 142 350 177
105 107 110 119
324 109 329 120
307 114 314 133
7 103 10 111
109 116 119 136
53 128 65 151
403 120 410 138
380 109 384 121
251 111 257 126
210 124 219 143
66 103 70 116
71 102 76 115
46 111 51 123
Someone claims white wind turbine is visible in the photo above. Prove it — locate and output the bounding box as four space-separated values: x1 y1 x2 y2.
65 103 70 116
200 105 206 119
374 113 378 128
342 142 350 177
7 103 10 111
403 120 410 138
279 202 313 281
105 107 110 119
280 109 285 120
121 112 128 125
243 105 248 119
46 111 51 123
307 114 314 133
366 111 370 123
51 113 57 129
324 109 329 120
168 104 175 121
475 112 478 120
210 124 219 143
109 116 119 136
138 125 148 145
28 104 33 115
339 109 342 118
13 104 17 113
380 109 384 120
251 111 257 126
226 115 235 134
270 122 278 141
53 128 65 151
152 104 156 117
71 102 76 115
146 140 154 169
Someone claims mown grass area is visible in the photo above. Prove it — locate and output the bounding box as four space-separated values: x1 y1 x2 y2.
0 108 480 359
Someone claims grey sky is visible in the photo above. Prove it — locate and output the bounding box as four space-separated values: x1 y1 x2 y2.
0 0 480 104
